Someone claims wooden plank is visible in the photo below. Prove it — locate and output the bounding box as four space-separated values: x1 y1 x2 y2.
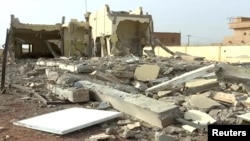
146 64 216 93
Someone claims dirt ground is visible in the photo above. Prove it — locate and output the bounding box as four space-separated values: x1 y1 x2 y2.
0 92 136 141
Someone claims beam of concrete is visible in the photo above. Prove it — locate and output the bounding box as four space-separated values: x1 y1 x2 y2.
216 63 250 84
184 79 219 94
146 64 216 93
47 84 89 103
75 81 180 128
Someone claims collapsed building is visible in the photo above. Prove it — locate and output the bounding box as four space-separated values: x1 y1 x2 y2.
7 5 153 59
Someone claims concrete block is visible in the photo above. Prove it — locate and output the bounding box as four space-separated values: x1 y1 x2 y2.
187 95 222 112
106 70 134 78
91 70 122 84
184 79 219 94
212 92 238 106
47 84 89 103
184 110 216 125
134 64 160 82
75 81 180 128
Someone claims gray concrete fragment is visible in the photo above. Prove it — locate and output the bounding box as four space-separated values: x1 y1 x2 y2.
97 101 111 110
155 132 175 141
134 64 160 82
186 95 222 112
47 84 89 103
75 81 180 128
184 79 219 94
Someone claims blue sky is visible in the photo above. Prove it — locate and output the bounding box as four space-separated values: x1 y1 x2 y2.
0 0 250 46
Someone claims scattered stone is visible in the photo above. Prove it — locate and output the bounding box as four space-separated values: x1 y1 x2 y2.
208 109 222 119
230 84 241 91
241 97 250 108
131 80 148 91
97 101 111 110
212 92 238 106
164 126 183 134
120 127 134 139
105 127 117 135
88 133 115 141
157 90 172 98
181 125 196 133
155 132 175 141
127 122 141 130
134 64 160 82
184 110 216 125
106 70 134 78
186 95 222 112
117 119 132 125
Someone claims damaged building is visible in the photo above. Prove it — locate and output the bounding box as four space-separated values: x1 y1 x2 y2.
88 5 153 57
7 4 154 59
9 15 62 59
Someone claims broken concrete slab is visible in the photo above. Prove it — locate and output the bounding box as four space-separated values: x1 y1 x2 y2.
184 110 216 125
134 64 160 82
146 64 216 93
186 95 222 112
212 92 238 106
59 63 94 73
184 78 219 94
91 70 122 84
14 107 122 135
216 63 250 84
47 84 89 103
75 81 180 128
106 70 134 78
237 113 250 123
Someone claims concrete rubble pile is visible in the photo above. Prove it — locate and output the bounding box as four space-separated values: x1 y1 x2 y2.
6 55 250 141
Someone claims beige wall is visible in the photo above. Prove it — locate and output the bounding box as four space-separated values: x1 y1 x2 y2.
144 45 250 63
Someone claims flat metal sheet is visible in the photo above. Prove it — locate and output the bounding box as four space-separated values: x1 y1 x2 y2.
13 107 122 135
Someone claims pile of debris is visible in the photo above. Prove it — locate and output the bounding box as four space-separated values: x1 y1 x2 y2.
5 54 250 141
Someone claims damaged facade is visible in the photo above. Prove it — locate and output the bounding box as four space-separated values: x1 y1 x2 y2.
88 5 153 57
7 5 154 59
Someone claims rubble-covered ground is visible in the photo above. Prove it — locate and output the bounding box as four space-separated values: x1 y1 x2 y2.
1 55 250 141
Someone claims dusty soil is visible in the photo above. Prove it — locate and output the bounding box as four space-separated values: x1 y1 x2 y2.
0 92 135 141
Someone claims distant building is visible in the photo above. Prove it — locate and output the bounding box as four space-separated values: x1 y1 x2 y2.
223 17 250 45
152 32 181 46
